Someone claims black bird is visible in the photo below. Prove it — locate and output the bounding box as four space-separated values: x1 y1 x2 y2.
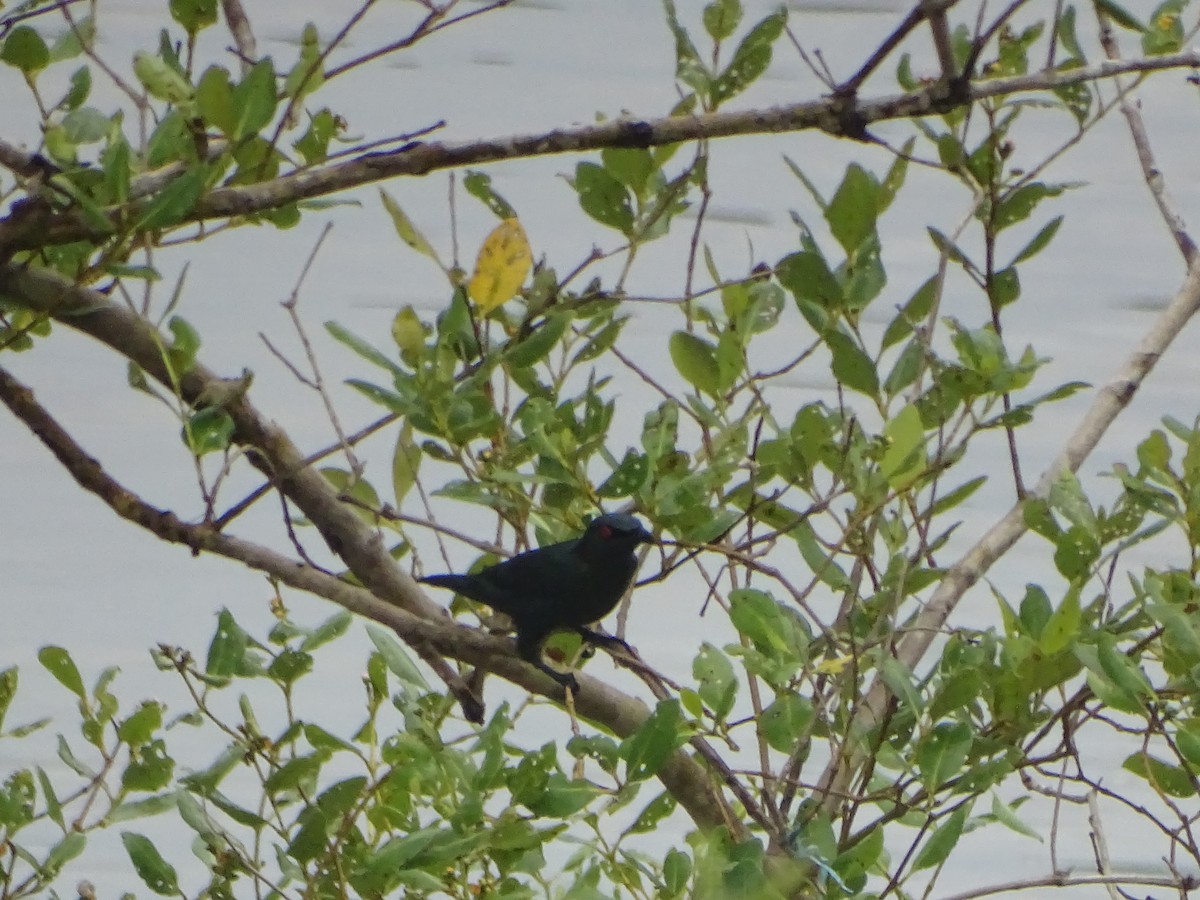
420 512 653 691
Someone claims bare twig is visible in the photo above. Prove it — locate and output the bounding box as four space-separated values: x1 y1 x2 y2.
1098 19 1197 265
220 0 257 73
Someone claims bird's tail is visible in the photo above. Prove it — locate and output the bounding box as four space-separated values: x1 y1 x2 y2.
418 573 473 593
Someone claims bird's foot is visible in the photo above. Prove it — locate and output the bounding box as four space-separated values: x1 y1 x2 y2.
534 660 579 693
579 628 636 658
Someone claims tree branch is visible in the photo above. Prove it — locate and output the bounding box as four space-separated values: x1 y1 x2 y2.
2 50 1197 254
815 254 1200 810
0 265 743 837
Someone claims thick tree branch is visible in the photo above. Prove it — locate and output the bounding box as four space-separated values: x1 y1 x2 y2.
0 266 743 838
1 51 1197 254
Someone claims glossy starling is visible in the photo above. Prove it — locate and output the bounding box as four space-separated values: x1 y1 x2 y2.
420 512 653 690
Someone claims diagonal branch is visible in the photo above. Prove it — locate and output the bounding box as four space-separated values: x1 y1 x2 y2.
814 255 1200 810
0 268 746 838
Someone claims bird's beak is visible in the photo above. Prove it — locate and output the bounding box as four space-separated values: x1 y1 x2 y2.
637 526 655 545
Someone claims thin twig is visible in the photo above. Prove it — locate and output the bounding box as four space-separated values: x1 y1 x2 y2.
1098 18 1197 265
220 0 257 73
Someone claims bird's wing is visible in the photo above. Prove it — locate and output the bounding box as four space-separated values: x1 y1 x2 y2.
471 539 580 617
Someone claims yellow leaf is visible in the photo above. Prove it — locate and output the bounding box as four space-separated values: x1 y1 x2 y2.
467 218 532 315
815 656 851 676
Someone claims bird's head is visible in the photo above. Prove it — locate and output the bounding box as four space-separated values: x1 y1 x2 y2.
582 512 654 551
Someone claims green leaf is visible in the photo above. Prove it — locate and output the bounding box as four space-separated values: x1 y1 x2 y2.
993 183 1066 232
1147 601 1200 670
527 774 599 817
826 330 879 396
107 791 180 824
268 648 313 685
170 0 218 33
776 250 844 314
284 22 324 99
43 832 86 877
122 738 174 792
231 58 277 140
301 609 353 652
990 266 1020 307
572 315 627 365
1047 471 1097 532
1123 752 1194 798
882 276 936 349
504 313 570 368
760 693 814 753
118 702 164 746
880 656 923 715
912 803 970 870
662 0 712 96
381 189 441 263
61 106 110 143
1010 215 1063 265
326 320 404 376
1095 0 1145 31
918 722 973 791
602 146 655 195
826 164 879 254
36 767 63 828
790 520 852 592
713 7 785 103
575 161 634 233
137 167 207 231
1039 587 1080 655
294 107 337 164
196 65 235 134
881 403 924 489
62 65 92 110
597 450 650 498
927 226 975 270
693 643 737 721
38 646 85 698
366 625 430 692
2 26 50 74
50 18 94 64
1097 632 1153 700
206 608 248 678
463 169 517 219
623 699 685 782
391 422 422 507
265 753 323 793
133 51 193 105
184 407 234 456
58 735 94 778
703 0 742 40
883 339 924 395
1143 0 1184 54
0 667 17 733
989 792 1042 841
122 831 180 896
363 827 443 874
1176 722 1200 767
314 776 366 823
669 331 721 397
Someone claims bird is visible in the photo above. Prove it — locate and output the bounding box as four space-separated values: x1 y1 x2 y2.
419 512 653 691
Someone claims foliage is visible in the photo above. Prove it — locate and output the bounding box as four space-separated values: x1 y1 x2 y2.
2 0 1200 897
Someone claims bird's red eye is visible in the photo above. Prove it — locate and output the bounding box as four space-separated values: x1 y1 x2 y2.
599 523 613 539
